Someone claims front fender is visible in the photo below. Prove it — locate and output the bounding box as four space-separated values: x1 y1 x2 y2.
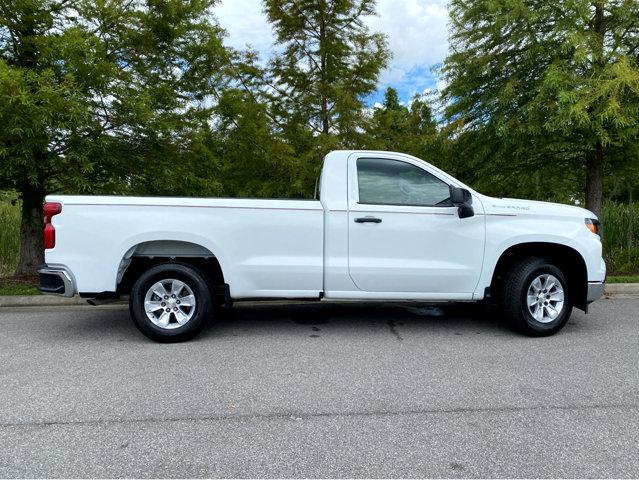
474 216 604 299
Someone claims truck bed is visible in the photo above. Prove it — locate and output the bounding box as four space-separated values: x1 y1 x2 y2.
45 195 325 298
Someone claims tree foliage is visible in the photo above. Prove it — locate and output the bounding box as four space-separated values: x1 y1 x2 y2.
364 87 447 170
263 0 390 143
0 0 230 273
441 0 639 217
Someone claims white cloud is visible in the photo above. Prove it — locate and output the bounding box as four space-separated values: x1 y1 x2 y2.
365 0 449 86
214 0 450 96
215 0 275 58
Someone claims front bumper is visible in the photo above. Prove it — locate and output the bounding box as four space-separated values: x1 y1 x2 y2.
37 265 76 297
587 281 605 303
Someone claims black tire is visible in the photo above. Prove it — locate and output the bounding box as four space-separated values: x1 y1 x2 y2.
129 262 213 342
500 257 573 336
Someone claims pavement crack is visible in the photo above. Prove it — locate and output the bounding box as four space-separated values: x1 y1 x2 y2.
1 402 637 430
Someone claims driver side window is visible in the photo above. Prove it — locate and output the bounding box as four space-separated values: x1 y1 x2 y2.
357 158 452 207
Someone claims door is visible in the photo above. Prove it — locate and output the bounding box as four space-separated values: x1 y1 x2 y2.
347 155 485 296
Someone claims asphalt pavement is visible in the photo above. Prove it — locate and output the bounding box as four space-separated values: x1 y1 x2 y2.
0 299 637 478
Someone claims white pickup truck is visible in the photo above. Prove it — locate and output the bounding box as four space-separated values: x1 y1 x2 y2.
38 150 606 341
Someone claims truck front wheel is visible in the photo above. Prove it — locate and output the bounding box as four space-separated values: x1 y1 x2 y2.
500 258 573 336
129 262 213 342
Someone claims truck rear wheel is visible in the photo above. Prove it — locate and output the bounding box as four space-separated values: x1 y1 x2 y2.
500 258 572 336
129 262 213 342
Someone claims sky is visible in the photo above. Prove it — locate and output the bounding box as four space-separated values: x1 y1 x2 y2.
214 0 450 105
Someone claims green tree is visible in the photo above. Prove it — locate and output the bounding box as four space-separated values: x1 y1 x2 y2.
208 88 307 198
441 0 639 218
0 0 229 274
365 87 445 168
263 0 390 145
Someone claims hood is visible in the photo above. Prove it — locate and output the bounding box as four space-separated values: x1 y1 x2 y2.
481 196 597 220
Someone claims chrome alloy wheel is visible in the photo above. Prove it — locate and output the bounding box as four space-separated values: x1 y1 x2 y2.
526 274 565 324
144 279 196 329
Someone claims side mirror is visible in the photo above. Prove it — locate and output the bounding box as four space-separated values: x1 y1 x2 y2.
450 186 472 205
449 186 474 219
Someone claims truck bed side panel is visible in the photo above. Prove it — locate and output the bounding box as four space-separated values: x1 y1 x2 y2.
44 197 324 298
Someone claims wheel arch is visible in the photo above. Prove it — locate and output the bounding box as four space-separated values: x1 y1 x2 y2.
115 239 227 298
489 242 589 311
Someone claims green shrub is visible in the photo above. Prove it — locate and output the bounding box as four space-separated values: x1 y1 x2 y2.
0 195 20 277
602 201 639 274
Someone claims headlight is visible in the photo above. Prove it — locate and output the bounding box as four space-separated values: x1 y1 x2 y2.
585 218 601 236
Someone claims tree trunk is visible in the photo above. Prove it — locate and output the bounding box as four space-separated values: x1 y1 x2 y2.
585 144 604 220
318 5 329 135
15 188 45 276
585 3 605 223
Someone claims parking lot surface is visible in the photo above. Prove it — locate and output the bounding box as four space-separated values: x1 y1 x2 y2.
0 298 637 478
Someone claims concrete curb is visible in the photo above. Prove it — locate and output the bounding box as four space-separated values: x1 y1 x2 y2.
604 283 639 295
1 284 638 307
0 295 90 307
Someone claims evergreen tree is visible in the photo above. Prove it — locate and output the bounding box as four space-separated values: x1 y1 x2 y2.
263 0 390 145
366 87 445 168
441 0 639 217
0 0 230 274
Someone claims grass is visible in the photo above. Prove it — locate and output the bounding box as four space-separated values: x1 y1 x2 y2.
0 277 40 296
0 194 637 295
602 200 639 274
606 275 639 284
0 194 21 278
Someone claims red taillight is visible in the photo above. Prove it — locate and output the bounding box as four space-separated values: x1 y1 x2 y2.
43 202 62 249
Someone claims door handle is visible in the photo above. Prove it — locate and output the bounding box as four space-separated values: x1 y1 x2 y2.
354 216 382 223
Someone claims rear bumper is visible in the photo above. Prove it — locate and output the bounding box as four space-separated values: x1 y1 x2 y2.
587 281 605 303
37 265 76 297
